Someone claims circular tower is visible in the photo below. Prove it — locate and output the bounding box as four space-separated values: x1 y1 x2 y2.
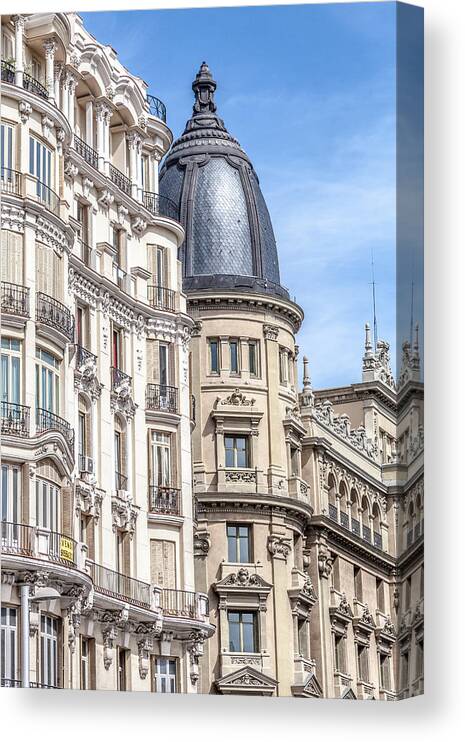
160 64 314 697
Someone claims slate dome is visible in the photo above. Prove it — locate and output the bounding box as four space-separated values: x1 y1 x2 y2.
159 63 289 300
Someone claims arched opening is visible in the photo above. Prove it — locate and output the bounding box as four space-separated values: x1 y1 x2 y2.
349 488 360 536
339 482 349 529
361 496 370 542
328 474 337 521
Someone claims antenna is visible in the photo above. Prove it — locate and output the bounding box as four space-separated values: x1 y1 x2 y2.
370 245 378 348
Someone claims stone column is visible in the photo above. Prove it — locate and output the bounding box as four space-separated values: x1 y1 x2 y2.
85 99 94 147
12 15 25 87
150 150 162 194
127 130 141 200
67 72 78 133
43 38 56 102
54 62 63 109
95 101 111 173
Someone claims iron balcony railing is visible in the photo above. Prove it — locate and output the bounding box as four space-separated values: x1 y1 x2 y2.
33 178 60 215
149 486 180 516
36 408 75 448
109 163 131 196
340 511 349 530
147 284 175 312
76 344 97 369
73 134 99 169
1 167 22 197
325 509 384 551
328 503 338 522
1 678 22 688
1 521 34 557
146 383 178 414
89 561 151 608
36 292 75 342
111 366 132 391
143 191 179 221
160 588 198 619
1 281 29 317
147 94 167 122
373 531 383 549
39 529 76 566
1 59 15 85
1 402 30 438
23 71 48 99
351 518 361 537
114 471 128 491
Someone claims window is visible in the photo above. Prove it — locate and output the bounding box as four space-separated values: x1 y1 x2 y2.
225 435 249 469
354 567 363 602
114 428 125 489
379 653 391 690
229 339 239 374
1 123 13 172
78 412 86 461
297 618 308 657
279 347 288 384
334 634 346 673
35 348 60 414
151 432 172 487
36 478 59 531
80 637 95 690
159 343 169 387
330 555 340 591
1 338 21 405
153 658 177 693
376 578 385 612
356 643 369 682
227 524 252 563
1 607 18 684
117 647 128 691
112 227 122 267
150 539 176 589
416 640 424 678
248 340 259 377
290 445 299 476
1 464 20 525
112 328 122 369
400 650 410 689
40 615 59 688
29 137 52 203
209 339 219 374
405 576 411 609
228 611 258 653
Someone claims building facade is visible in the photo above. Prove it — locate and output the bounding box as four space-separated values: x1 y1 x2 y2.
1 13 423 699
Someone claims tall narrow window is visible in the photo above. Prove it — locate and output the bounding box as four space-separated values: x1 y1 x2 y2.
279 348 288 384
229 339 239 374
228 611 258 653
117 647 128 691
376 578 385 612
35 348 60 415
357 643 369 682
248 340 259 377
1 123 13 173
40 615 59 688
151 432 172 487
80 637 95 690
227 524 252 563
354 566 363 602
1 607 18 685
401 650 410 689
334 634 346 673
29 137 52 203
159 343 169 387
36 478 59 531
1 465 19 526
153 658 177 693
1 338 21 405
405 576 411 609
112 328 122 369
225 435 249 469
379 653 391 691
209 339 219 374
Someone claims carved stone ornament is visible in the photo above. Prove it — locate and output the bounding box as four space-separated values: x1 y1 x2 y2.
267 534 292 562
187 630 208 685
18 100 32 124
102 624 118 670
263 324 279 341
222 568 264 587
138 637 153 680
97 188 115 209
131 215 147 236
220 388 255 407
194 529 211 557
111 490 138 537
64 157 79 180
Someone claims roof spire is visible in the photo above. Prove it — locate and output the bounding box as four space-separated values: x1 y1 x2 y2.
192 61 217 115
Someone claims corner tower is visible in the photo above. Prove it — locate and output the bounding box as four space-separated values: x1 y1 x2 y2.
161 66 317 697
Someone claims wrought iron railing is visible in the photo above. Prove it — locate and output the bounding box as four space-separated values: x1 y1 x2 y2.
1 59 15 85
1 281 29 317
351 518 361 537
147 284 175 312
111 366 132 391
340 511 349 530
114 471 128 491
160 588 198 618
1 678 22 688
149 486 180 516
73 134 99 169
1 402 30 437
146 383 178 413
23 71 48 99
362 524 371 543
328 503 338 522
30 681 61 689
143 191 179 221
36 408 75 447
36 292 74 342
34 179 60 215
89 561 151 608
373 531 383 549
325 509 385 551
1 167 22 196
147 94 167 122
1 521 34 556
40 530 76 566
109 163 131 196
76 344 97 369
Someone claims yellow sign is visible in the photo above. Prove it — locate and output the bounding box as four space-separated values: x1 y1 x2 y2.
60 536 74 562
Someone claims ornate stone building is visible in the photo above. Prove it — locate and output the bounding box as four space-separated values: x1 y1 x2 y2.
1 13 423 699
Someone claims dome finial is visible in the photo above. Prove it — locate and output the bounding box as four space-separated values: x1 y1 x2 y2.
192 61 217 115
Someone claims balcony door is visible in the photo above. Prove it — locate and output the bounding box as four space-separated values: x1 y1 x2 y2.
29 136 52 201
112 328 122 370
35 349 60 415
1 338 21 406
1 123 13 176
151 432 171 488
1 465 19 547
1 607 18 686
40 615 59 688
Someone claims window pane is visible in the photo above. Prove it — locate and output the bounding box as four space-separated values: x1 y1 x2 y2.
236 438 247 468
242 614 256 652
228 616 240 652
210 340 218 373
239 531 250 563
230 341 238 373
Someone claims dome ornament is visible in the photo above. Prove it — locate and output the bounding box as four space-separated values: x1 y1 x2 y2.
192 61 217 115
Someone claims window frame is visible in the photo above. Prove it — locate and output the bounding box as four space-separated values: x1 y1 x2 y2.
227 524 252 563
224 434 250 469
153 656 178 693
227 610 259 654
229 338 239 375
208 338 220 375
1 606 18 684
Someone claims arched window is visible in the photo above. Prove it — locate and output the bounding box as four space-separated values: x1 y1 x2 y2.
339 482 349 529
361 496 370 542
328 474 337 521
349 489 360 536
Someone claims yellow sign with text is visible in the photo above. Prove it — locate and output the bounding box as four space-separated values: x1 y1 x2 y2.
60 536 74 562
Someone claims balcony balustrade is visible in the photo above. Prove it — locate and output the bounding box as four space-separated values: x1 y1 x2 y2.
1 59 15 85
36 292 74 342
1 522 34 557
328 503 338 522
147 284 175 312
73 134 99 169
36 407 75 448
1 167 22 197
1 281 29 317
142 191 179 221
340 511 350 530
145 383 178 414
1 679 22 688
149 486 180 516
89 561 151 608
34 179 60 215
1 401 30 437
160 588 199 619
22 71 48 99
351 518 361 537
147 94 167 122
325 507 384 551
109 163 131 196
111 366 132 392
373 531 383 549
75 344 97 370
1 521 76 566
362 524 371 543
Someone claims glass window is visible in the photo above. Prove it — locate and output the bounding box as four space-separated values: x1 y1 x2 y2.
35 348 60 414
225 436 249 469
159 343 169 386
151 432 172 487
1 338 22 405
334 634 346 673
153 657 177 693
229 340 239 374
29 136 52 201
379 653 391 691
1 123 13 172
1 464 19 524
357 643 369 682
40 615 59 688
1 607 18 684
36 478 59 531
112 328 122 369
248 341 259 376
209 339 219 374
117 647 127 691
80 637 94 690
279 348 288 384
227 524 251 563
228 611 258 653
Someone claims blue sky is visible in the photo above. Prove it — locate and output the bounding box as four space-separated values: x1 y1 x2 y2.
82 2 398 389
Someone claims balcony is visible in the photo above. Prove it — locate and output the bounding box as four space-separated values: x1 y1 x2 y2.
160 588 200 619
76 344 97 371
1 401 30 437
36 408 75 448
73 134 99 169
147 94 167 122
1 281 29 318
1 521 34 557
109 163 131 197
1 167 22 197
143 191 179 221
149 485 180 516
1 521 76 566
111 366 132 393
36 292 74 342
147 284 175 312
33 179 60 216
146 383 178 413
1 59 15 85
22 71 48 100
325 507 384 551
89 561 151 608
114 471 128 491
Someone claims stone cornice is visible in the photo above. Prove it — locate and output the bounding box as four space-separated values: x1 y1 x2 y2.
187 291 303 333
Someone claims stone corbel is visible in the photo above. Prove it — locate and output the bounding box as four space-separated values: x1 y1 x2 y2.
102 624 118 670
55 126 66 155
131 215 147 236
187 630 208 686
194 529 211 557
137 637 153 680
41 114 55 140
18 101 32 124
267 534 291 562
97 188 114 209
64 157 79 181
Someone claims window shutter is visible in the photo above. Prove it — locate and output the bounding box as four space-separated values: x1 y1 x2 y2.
150 539 176 588
1 231 23 284
61 485 73 536
146 339 160 382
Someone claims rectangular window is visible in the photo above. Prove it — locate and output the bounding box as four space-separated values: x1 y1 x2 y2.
354 566 363 602
227 524 252 563
357 643 369 682
153 657 177 693
159 343 169 387
29 136 52 202
416 640 424 678
1 464 19 525
112 328 122 369
379 653 391 691
279 348 288 384
1 338 22 405
376 578 385 612
209 339 219 374
151 432 172 487
334 634 346 673
117 647 128 691
1 123 13 172
78 412 86 458
405 576 411 609
36 478 59 531
80 637 95 690
1 606 18 684
225 435 249 469
248 341 259 377
401 651 410 689
228 611 258 653
40 615 59 688
35 348 60 415
229 339 239 374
